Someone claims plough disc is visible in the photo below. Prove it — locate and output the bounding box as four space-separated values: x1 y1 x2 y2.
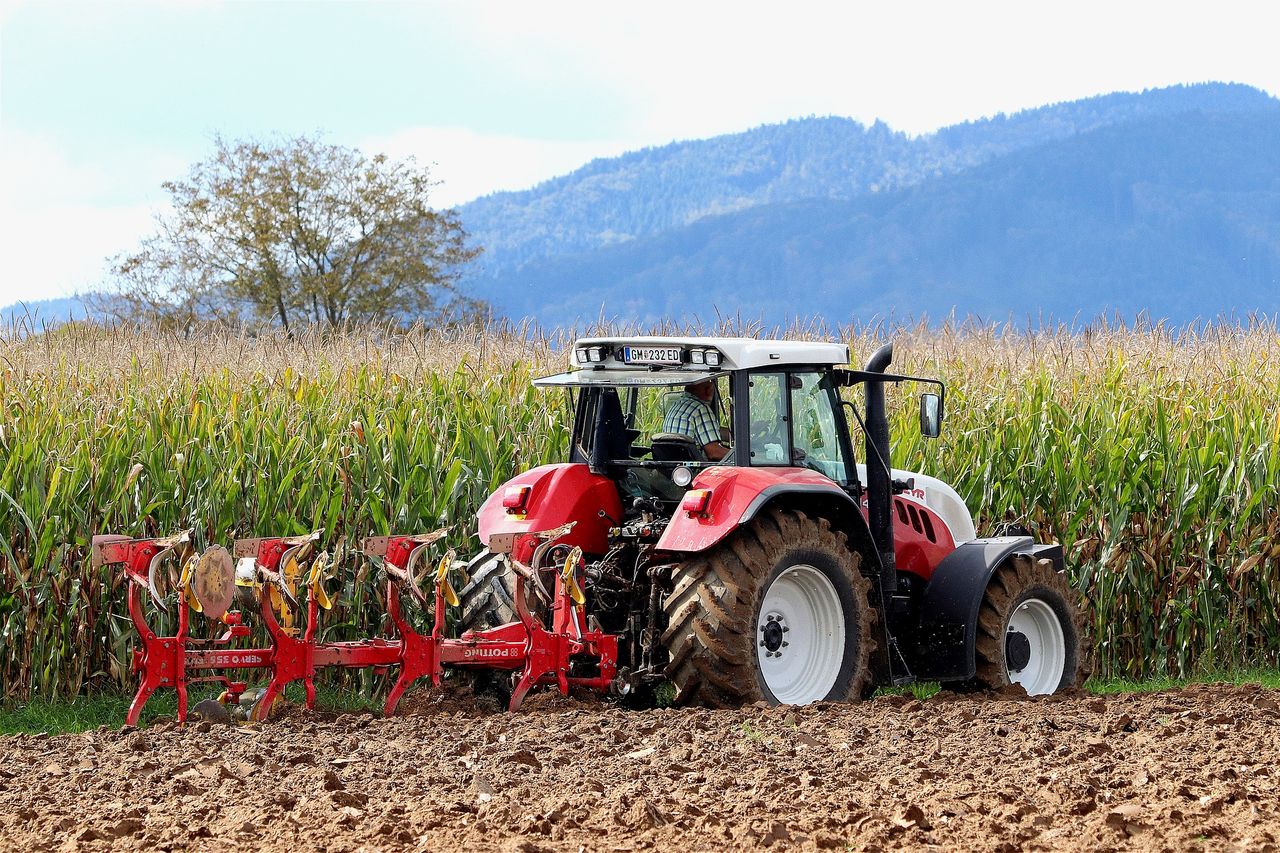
190 545 235 620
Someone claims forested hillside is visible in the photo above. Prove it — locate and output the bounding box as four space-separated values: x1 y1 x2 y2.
459 83 1280 325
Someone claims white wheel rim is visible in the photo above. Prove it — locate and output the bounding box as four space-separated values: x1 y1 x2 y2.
1006 597 1066 695
757 564 845 704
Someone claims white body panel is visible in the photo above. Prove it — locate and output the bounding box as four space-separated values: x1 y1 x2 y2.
855 464 977 544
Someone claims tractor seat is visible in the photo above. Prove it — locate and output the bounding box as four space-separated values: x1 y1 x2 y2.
650 433 706 463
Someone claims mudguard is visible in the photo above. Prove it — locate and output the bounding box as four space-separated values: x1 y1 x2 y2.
912 536 1066 681
654 467 954 582
476 463 622 557
655 466 873 558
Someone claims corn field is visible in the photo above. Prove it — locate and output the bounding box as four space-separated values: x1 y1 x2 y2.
2 317 1279 700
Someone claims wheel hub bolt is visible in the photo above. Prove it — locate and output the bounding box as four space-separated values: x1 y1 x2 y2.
761 614 786 654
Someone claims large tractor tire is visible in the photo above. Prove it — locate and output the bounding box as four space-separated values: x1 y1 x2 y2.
973 554 1090 694
457 552 516 632
662 508 877 707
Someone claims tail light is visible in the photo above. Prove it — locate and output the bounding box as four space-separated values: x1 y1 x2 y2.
681 488 713 517
502 485 532 514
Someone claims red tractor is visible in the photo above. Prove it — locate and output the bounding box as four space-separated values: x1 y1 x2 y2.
459 336 1089 706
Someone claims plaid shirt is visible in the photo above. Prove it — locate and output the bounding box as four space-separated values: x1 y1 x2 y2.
662 392 721 447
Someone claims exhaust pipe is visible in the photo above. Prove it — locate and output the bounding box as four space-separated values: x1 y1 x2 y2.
862 342 896 596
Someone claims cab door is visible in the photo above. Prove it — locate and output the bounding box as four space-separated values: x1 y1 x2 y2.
787 370 855 483
740 369 855 484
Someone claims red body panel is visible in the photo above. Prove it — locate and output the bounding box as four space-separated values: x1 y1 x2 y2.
654 465 957 578
476 463 622 556
655 466 847 553
886 496 956 580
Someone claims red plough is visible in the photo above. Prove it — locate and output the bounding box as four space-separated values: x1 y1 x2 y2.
368 523 619 712
93 522 620 725
93 531 265 725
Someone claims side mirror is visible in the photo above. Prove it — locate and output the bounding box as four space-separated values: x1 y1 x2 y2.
920 393 943 438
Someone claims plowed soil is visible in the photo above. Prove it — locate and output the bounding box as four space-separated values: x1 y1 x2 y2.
3 683 1279 852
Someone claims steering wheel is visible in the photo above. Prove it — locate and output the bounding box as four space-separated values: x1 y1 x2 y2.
749 418 784 447
790 446 833 477
744 414 789 464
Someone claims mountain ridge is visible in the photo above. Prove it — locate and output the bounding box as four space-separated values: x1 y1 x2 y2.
466 102 1280 326
458 82 1278 286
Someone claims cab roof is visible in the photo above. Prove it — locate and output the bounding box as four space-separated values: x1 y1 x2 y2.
570 336 850 372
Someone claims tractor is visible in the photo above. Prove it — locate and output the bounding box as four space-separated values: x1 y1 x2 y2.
95 335 1088 722
458 336 1089 706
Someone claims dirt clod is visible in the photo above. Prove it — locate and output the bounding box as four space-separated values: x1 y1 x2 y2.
111 817 144 837
895 803 933 831
505 748 542 770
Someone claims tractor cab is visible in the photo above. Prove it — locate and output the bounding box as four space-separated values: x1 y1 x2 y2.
534 337 867 508
531 336 960 537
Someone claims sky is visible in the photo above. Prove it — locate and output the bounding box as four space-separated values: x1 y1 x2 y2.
1 0 1278 306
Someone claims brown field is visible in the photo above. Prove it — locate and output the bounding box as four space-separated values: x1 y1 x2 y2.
3 683 1279 852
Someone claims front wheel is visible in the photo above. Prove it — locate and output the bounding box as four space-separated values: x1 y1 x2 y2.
973 555 1089 694
662 508 878 707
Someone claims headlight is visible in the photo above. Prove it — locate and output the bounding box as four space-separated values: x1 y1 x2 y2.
705 349 721 366
587 347 604 362
689 349 705 365
575 348 588 364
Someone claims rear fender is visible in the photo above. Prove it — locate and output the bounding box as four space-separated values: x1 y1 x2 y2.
912 537 1066 681
655 467 880 575
476 463 622 557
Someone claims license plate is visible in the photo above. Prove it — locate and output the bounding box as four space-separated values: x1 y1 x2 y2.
622 346 682 365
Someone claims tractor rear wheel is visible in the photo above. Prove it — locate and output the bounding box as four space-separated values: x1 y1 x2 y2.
973 555 1089 694
662 508 877 707
457 552 516 632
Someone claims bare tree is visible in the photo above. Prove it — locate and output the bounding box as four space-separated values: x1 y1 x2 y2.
100 135 484 329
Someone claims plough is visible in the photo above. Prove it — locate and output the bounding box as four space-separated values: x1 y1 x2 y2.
92 522 619 725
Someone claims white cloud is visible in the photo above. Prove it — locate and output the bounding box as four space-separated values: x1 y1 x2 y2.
0 130 172 303
361 127 639 208
0 202 157 305
449 1 1280 137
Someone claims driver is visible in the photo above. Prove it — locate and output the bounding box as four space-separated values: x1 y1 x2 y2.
662 379 730 461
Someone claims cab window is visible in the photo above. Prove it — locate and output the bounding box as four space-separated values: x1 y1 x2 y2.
789 371 850 481
746 372 792 465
